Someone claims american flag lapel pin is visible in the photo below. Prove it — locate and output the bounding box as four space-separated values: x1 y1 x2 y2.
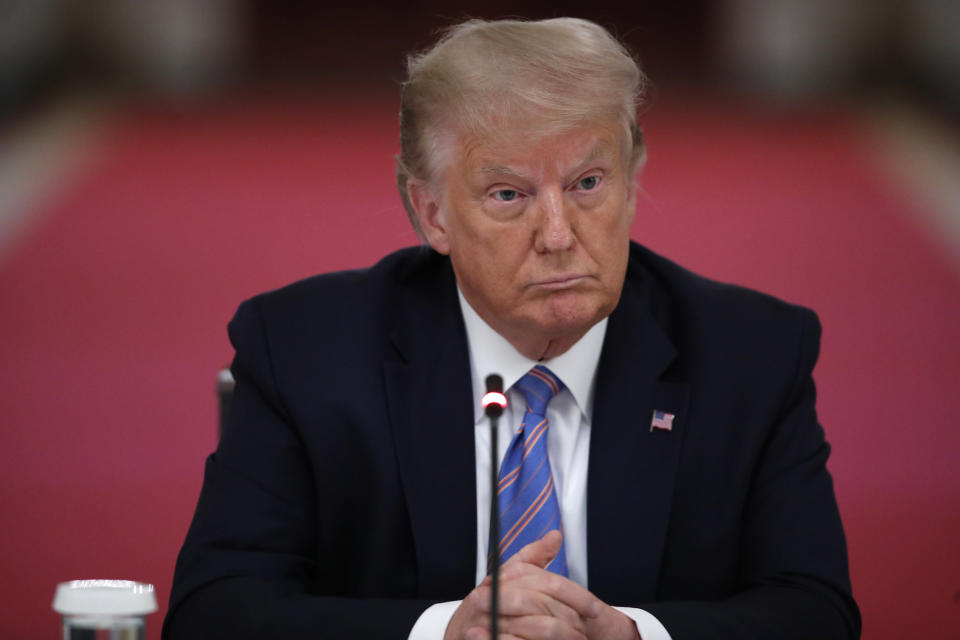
650 410 675 432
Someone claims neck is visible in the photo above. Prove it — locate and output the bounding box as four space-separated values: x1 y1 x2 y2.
510 330 587 362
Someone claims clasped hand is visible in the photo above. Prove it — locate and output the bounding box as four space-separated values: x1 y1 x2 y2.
444 530 641 640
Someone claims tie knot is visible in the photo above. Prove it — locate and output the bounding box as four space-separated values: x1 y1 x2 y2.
515 365 565 417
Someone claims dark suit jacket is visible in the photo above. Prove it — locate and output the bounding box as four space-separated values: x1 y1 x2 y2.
164 243 860 639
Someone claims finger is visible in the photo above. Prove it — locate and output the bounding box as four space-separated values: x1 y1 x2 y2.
504 529 563 569
496 614 588 640
464 627 524 640
495 586 586 632
474 576 588 632
478 560 602 621
496 568 602 620
582 604 641 640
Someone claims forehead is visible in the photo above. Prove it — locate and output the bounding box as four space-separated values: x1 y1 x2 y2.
452 119 625 178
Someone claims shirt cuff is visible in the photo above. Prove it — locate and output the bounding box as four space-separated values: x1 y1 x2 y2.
407 600 462 640
613 606 673 640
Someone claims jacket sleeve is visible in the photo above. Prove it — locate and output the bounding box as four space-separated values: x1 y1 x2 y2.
644 309 861 639
162 298 437 639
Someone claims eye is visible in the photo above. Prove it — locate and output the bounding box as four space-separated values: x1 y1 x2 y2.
492 189 520 202
578 175 601 191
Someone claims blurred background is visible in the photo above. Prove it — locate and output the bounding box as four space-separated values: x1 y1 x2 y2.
1 1 958 638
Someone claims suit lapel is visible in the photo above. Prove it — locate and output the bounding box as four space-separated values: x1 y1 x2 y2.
587 270 690 604
383 254 477 599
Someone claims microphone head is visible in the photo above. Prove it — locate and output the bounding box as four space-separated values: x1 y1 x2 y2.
482 374 507 418
485 374 503 394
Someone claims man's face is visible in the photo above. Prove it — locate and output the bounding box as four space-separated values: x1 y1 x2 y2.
412 118 636 360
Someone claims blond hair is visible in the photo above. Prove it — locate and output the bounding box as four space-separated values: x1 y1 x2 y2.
396 17 647 238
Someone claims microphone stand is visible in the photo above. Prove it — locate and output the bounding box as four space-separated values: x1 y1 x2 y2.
483 375 506 640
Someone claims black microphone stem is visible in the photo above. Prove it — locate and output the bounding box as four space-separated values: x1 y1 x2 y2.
484 374 505 640
489 412 500 640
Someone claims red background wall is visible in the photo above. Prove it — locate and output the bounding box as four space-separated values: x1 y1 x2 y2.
1 93 958 638
1 2 959 637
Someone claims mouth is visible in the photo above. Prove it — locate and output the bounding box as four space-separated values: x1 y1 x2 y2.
532 275 589 290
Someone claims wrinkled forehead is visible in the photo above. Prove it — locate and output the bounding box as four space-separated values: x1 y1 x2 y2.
430 112 631 180
470 128 618 178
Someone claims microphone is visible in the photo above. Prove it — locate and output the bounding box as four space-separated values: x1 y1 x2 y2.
482 375 507 419
482 374 507 640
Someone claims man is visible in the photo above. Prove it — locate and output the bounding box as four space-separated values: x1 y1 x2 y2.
164 18 860 640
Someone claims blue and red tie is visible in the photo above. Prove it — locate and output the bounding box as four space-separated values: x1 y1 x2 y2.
495 365 568 576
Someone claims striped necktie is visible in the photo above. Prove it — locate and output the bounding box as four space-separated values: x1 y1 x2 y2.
495 365 568 575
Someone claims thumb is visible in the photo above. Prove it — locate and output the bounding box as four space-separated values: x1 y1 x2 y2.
506 529 563 569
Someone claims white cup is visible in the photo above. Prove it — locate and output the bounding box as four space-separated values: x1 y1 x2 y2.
53 580 157 639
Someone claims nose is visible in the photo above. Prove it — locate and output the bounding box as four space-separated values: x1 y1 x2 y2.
533 188 575 253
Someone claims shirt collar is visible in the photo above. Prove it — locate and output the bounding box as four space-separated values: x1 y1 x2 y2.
457 287 608 424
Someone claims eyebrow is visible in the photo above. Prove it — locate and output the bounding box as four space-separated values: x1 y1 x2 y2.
577 143 615 170
479 164 521 177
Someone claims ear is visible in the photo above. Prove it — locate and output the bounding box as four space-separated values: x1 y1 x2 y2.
618 170 636 226
625 152 645 219
407 179 451 255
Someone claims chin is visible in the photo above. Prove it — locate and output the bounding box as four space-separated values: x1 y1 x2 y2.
537 293 609 335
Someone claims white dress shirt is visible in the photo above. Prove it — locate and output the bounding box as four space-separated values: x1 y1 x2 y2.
407 290 671 640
